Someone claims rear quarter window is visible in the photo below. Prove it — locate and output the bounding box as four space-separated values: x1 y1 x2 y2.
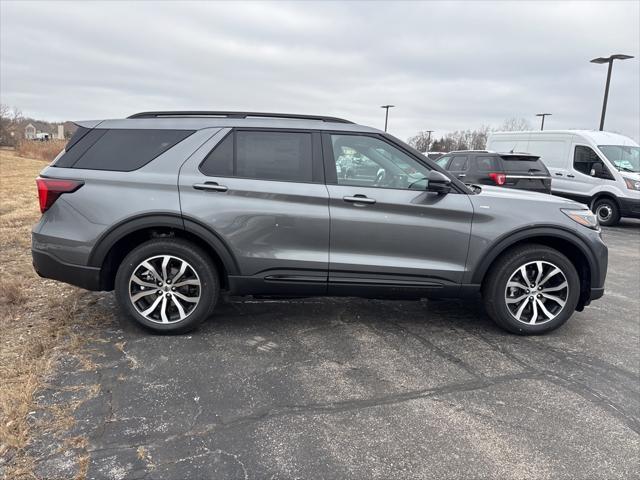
54 129 194 171
476 156 499 171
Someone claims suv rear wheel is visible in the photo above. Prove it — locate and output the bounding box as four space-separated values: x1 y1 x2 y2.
115 238 218 333
482 244 580 334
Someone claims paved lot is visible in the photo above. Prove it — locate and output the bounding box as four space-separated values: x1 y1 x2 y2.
33 221 639 479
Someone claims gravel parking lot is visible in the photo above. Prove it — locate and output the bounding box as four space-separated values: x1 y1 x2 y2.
30 221 639 480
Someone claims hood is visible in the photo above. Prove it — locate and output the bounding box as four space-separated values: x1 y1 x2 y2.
473 185 587 208
620 171 640 181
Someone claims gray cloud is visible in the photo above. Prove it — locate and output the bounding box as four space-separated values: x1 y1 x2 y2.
1 0 638 141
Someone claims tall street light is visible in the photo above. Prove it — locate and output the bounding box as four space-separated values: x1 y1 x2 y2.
425 130 434 151
590 54 634 131
536 113 552 131
380 105 395 132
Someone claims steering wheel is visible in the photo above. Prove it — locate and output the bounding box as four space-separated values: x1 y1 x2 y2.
374 168 387 186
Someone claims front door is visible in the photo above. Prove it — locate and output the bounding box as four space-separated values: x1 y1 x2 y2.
322 133 474 297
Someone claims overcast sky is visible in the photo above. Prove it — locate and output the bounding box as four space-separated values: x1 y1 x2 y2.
1 0 639 142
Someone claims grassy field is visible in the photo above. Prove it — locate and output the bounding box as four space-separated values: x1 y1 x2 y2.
0 151 106 479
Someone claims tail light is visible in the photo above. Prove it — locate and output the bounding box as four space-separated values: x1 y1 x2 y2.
488 172 507 186
36 177 84 213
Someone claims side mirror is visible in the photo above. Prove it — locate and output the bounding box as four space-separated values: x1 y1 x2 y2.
426 170 452 194
590 163 605 177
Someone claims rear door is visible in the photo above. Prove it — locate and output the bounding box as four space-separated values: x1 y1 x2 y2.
446 155 469 182
322 133 474 296
178 128 330 294
499 154 552 193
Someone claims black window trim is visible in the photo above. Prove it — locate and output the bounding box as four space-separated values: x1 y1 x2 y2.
573 144 615 180
320 131 469 194
198 127 324 184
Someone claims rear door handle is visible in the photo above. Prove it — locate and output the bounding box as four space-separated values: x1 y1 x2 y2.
567 174 575 178
457 174 466 178
193 182 228 192
343 195 376 205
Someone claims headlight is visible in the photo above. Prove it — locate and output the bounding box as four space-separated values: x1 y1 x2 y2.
561 209 599 230
623 177 640 191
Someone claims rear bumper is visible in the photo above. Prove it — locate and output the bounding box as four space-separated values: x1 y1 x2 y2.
619 197 640 219
32 249 103 291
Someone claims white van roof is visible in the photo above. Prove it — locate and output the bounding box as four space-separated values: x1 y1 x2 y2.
489 130 638 146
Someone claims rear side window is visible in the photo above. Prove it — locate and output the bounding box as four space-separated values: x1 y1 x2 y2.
200 130 314 183
500 155 548 173
449 155 468 171
55 129 194 171
476 156 498 171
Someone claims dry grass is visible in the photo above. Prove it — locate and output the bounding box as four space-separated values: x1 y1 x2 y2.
0 151 107 479
15 140 66 163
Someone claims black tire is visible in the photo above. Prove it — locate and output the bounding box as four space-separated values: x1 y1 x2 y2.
114 238 219 334
592 197 620 226
482 244 580 335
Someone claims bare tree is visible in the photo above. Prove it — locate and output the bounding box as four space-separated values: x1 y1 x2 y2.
499 117 533 132
407 131 432 152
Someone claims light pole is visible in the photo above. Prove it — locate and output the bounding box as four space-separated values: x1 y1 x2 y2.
425 130 434 151
380 105 395 132
590 54 634 131
536 113 552 131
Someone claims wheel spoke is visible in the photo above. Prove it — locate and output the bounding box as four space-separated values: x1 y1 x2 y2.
534 261 544 285
131 275 158 289
536 298 555 319
160 296 168 323
141 295 163 317
519 266 531 286
541 281 568 293
506 293 529 304
171 295 187 320
539 267 561 286
131 290 158 303
529 298 539 324
172 291 199 303
161 256 170 282
141 261 163 283
173 279 200 288
507 281 528 290
514 296 530 321
541 292 566 307
172 260 188 284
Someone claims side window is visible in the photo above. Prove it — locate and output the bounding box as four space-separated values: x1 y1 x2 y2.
330 134 431 190
477 156 497 171
573 145 607 176
200 131 314 183
448 155 468 171
435 155 451 168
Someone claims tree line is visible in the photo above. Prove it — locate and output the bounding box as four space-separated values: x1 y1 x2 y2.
407 117 533 152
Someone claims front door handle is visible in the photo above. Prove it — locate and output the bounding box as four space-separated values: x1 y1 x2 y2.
193 182 228 192
343 195 376 205
555 173 563 176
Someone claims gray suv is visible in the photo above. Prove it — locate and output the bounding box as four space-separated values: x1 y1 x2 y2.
32 111 608 335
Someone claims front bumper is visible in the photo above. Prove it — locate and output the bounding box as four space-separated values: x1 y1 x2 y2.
619 197 640 219
32 249 103 291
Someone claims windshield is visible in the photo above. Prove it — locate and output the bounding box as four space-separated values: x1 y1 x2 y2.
598 145 640 173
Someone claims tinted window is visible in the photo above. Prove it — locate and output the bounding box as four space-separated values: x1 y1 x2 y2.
476 155 498 171
331 134 431 190
449 155 468 171
573 145 604 175
236 131 312 182
500 155 547 173
57 129 194 171
200 133 233 177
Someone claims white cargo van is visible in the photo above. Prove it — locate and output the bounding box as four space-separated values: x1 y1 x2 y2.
487 130 640 226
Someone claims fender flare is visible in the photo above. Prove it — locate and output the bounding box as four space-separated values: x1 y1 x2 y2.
470 226 601 286
88 213 239 276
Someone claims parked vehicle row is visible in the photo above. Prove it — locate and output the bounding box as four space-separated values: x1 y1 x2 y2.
32 112 607 335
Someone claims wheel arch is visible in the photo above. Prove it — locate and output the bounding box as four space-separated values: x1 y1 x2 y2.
590 192 620 211
89 213 239 291
473 227 600 310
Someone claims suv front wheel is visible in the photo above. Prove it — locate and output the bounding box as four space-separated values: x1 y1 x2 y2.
482 244 580 334
115 238 219 333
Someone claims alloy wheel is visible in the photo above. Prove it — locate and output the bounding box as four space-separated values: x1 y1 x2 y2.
596 204 612 223
504 260 569 325
128 255 201 324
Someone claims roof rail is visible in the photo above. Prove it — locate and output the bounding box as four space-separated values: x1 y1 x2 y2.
127 111 354 124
